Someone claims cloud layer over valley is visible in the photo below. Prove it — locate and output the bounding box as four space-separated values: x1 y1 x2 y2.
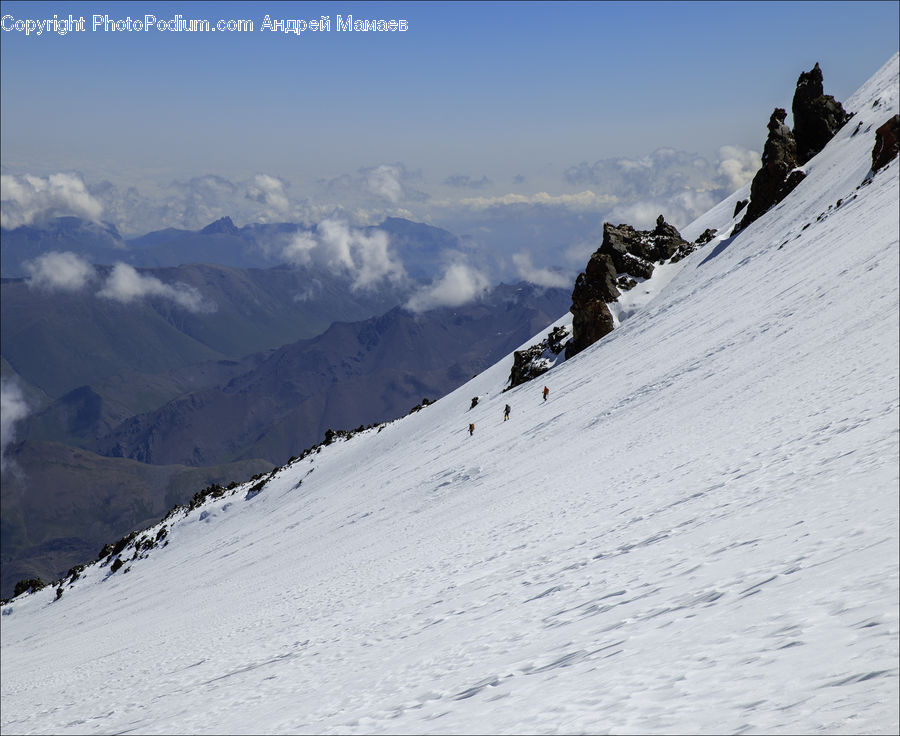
21 251 215 313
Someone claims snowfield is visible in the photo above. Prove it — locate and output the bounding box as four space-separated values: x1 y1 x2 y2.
2 54 898 735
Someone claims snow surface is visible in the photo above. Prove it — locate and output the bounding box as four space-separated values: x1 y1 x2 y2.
2 54 898 735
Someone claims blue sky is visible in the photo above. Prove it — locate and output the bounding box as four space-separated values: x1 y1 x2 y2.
1 0 898 238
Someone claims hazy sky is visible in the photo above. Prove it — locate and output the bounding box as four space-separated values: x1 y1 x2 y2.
1 0 898 235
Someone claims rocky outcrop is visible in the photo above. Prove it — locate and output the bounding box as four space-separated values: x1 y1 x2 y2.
793 63 849 165
508 326 570 389
737 64 849 234
735 108 805 234
565 216 691 359
872 114 900 173
694 228 718 246
671 228 717 263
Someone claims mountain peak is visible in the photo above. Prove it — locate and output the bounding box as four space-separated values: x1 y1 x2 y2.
200 216 238 235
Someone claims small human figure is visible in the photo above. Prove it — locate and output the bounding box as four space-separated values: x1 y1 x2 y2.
542 386 549 402
503 404 511 421
469 423 475 436
470 396 479 410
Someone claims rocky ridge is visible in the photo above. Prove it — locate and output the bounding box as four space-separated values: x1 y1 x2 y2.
737 63 848 234
564 215 701 360
507 325 570 389
508 215 713 387
793 63 850 165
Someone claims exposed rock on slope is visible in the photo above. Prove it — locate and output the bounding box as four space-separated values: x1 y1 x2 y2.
793 62 849 165
736 108 805 234
507 325 569 389
737 63 848 233
565 216 691 359
872 114 900 173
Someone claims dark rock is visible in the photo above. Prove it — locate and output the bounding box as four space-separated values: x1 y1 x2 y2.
670 228 718 264
616 275 638 291
650 215 688 259
736 108 805 233
565 251 618 360
566 297 615 360
600 216 687 275
872 114 900 173
110 531 138 558
694 228 718 246
13 578 45 597
509 344 550 388
546 325 569 354
508 326 570 388
793 63 849 165
733 199 748 217
407 398 432 415
566 216 691 358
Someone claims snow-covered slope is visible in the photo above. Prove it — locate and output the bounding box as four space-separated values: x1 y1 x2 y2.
2 55 898 735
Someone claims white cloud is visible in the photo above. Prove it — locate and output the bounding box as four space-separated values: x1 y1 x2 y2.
84 173 314 235
716 145 760 191
563 149 716 198
319 163 428 208
563 240 600 268
458 191 619 212
166 175 238 228
365 165 404 203
512 253 570 289
282 231 320 268
605 201 668 230
605 187 719 231
97 263 215 313
282 220 406 291
405 261 490 313
1 172 104 229
562 146 760 208
246 174 291 218
1 379 29 472
23 251 95 292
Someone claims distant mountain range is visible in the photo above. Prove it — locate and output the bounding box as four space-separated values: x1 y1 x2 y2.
0 441 272 598
89 282 570 467
1 261 410 400
1 214 463 278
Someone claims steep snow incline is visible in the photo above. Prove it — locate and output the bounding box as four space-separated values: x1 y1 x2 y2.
2 55 898 735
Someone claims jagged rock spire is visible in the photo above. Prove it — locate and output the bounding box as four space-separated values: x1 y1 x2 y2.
793 62 849 165
565 216 690 359
736 63 849 234
736 108 805 233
